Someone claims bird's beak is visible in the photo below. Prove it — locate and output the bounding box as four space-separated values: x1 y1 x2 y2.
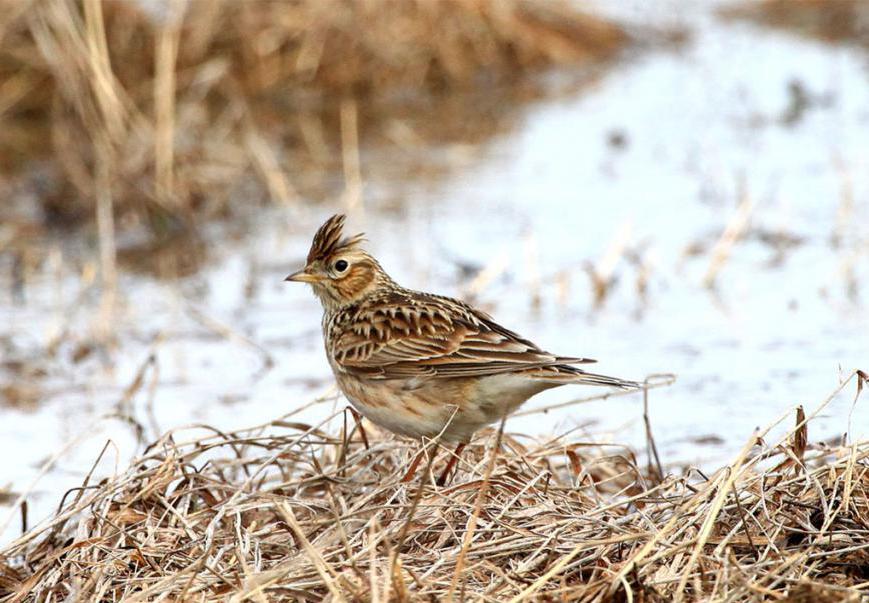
284 268 323 283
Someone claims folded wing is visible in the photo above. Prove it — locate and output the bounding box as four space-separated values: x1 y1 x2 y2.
330 292 595 379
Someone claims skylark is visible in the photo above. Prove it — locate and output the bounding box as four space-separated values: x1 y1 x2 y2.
286 215 639 481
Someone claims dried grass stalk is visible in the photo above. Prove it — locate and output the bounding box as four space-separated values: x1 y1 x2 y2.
1 372 867 601
721 0 869 47
0 0 630 231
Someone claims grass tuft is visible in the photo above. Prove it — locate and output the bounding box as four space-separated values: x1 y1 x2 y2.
0 0 630 234
1 371 866 601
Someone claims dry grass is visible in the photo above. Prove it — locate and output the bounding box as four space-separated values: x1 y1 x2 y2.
721 0 869 47
0 371 866 601
0 0 630 235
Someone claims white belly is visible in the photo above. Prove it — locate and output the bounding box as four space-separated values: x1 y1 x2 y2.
473 374 559 420
334 370 559 442
336 372 470 440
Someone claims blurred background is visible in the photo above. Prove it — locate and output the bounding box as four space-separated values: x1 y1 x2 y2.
0 0 867 543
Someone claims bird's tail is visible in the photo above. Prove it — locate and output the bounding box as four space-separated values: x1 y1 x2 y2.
570 370 642 390
532 363 642 390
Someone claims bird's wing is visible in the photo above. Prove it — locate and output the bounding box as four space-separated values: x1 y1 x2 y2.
330 292 595 379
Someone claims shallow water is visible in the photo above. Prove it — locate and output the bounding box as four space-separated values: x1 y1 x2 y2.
1 1 867 544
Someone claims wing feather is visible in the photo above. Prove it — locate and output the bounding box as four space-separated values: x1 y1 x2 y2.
330 291 595 379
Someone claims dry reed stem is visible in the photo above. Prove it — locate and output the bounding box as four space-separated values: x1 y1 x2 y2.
280 504 347 603
586 220 633 307
703 192 754 288
153 0 182 207
1 0 631 232
0 372 866 601
446 418 505 601
721 0 869 48
340 97 363 213
461 251 510 301
522 232 542 311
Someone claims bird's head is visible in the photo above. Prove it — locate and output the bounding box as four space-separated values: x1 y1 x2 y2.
285 214 390 310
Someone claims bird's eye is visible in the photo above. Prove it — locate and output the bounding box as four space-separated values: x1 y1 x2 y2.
334 260 348 272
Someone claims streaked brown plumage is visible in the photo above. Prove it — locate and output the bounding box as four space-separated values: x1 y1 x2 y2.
286 214 639 446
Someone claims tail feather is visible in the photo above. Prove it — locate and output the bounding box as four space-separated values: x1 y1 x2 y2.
532 363 642 389
570 370 641 390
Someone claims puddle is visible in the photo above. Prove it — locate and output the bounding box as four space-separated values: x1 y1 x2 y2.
1 1 868 544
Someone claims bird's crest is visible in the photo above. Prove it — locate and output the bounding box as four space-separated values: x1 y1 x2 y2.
307 214 365 263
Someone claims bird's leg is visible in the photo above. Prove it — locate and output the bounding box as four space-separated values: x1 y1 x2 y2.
401 446 427 483
348 407 370 450
436 443 466 486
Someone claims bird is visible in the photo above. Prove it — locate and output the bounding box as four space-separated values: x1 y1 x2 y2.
286 214 640 484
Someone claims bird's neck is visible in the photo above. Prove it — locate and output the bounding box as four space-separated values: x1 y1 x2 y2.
318 270 400 314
